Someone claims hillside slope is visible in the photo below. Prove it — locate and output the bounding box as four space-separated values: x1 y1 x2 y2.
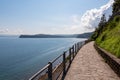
91 0 120 58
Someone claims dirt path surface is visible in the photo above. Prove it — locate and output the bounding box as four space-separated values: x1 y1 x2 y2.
65 41 120 80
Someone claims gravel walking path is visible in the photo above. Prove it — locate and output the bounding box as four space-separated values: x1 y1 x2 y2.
65 41 120 80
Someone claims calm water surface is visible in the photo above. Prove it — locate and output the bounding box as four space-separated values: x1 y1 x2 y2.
0 37 86 80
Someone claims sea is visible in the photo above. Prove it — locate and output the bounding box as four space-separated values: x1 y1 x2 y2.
0 37 86 80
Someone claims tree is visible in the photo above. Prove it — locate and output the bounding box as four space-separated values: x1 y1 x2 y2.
91 14 107 40
98 14 107 33
98 14 106 27
113 0 120 15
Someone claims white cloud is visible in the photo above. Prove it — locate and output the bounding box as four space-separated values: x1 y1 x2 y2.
65 0 114 34
0 28 9 33
80 0 114 30
0 28 23 35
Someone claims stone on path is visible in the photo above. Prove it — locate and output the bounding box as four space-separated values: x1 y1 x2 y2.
65 41 120 80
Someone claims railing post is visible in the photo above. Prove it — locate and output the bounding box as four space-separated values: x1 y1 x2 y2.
73 45 75 58
78 42 80 50
79 42 82 48
77 43 78 52
79 42 81 49
75 44 77 55
69 48 72 64
63 52 66 76
48 62 52 80
78 43 79 51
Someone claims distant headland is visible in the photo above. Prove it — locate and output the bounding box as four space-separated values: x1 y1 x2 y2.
19 32 93 38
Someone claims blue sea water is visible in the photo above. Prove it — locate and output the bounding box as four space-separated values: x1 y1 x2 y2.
0 37 86 80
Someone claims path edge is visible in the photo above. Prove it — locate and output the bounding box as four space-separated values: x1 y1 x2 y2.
94 43 120 77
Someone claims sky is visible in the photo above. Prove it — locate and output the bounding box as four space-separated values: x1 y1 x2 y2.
0 0 114 35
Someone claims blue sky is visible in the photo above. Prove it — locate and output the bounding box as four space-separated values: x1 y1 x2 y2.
0 0 112 35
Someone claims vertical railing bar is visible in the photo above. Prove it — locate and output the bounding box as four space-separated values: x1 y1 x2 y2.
73 45 75 58
48 62 52 80
63 52 66 78
69 48 72 65
75 44 77 55
77 43 79 53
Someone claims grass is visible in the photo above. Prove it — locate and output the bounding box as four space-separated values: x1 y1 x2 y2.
95 15 120 58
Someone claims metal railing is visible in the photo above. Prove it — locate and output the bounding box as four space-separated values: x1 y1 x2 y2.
29 41 85 80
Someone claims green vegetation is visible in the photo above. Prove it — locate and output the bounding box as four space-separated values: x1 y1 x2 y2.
91 0 120 58
96 16 120 58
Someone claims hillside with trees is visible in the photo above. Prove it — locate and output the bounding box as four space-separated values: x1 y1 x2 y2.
91 0 120 58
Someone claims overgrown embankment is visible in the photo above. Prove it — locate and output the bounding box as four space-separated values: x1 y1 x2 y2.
91 0 120 58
